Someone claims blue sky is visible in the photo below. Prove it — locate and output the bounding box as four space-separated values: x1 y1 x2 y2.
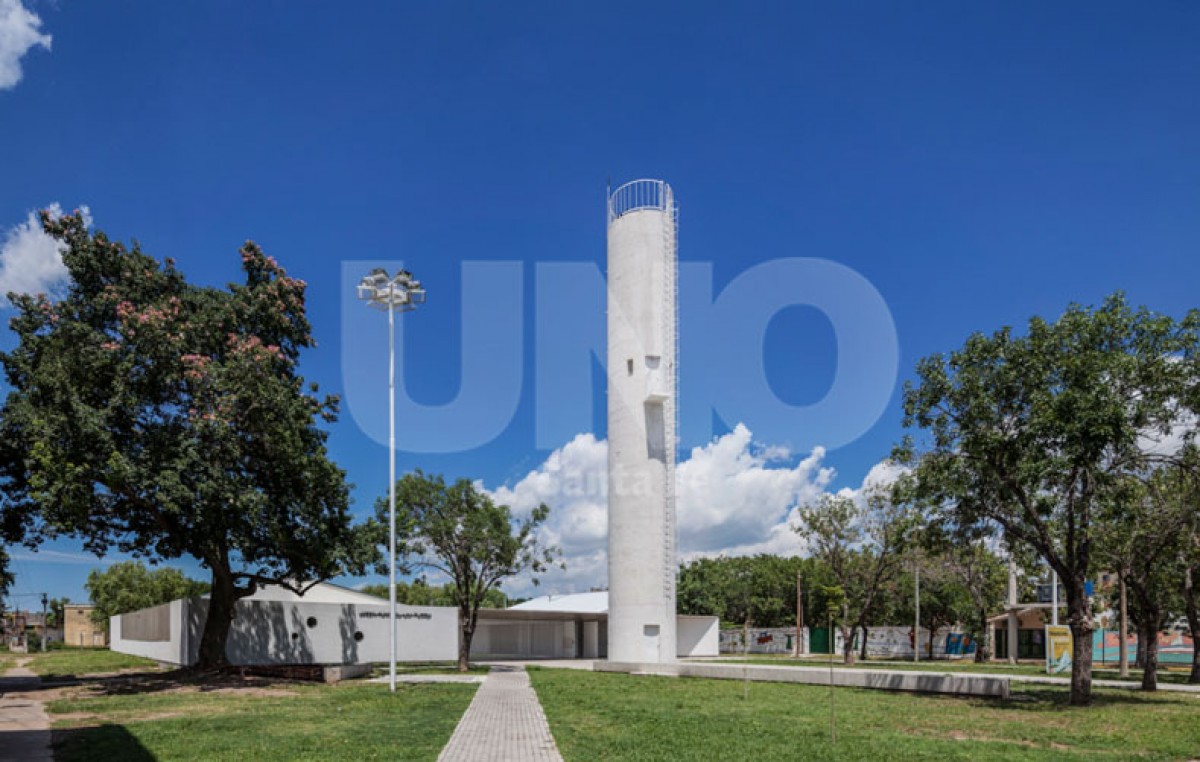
1 2 1198 605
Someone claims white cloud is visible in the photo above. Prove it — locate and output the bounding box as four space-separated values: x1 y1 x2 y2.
0 0 51 91
10 549 124 566
0 203 87 304
486 424 892 597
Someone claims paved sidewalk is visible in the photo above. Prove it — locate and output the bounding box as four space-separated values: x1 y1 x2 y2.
438 665 562 762
0 664 52 762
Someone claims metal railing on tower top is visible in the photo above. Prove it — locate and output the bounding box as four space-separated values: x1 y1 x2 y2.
608 179 674 223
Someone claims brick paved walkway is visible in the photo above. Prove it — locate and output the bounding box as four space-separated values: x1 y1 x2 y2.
0 663 52 762
437 665 563 762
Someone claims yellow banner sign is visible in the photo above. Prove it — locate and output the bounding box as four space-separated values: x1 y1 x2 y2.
1046 625 1072 674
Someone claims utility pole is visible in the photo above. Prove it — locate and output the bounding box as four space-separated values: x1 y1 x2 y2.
1051 569 1059 626
1119 575 1129 678
40 593 47 652
914 563 921 663
1007 560 1019 665
795 569 804 658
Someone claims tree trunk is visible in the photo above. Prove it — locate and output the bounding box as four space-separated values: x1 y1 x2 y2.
1066 577 1094 706
196 561 237 670
1183 565 1200 684
1140 618 1160 691
458 605 475 673
975 611 991 663
840 625 856 665
1135 632 1146 669
1191 629 1200 686
859 626 869 661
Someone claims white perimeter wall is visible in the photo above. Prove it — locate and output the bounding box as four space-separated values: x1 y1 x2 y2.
676 616 719 657
110 599 188 664
113 598 457 666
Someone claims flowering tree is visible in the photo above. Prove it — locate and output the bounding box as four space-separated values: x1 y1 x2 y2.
0 211 373 669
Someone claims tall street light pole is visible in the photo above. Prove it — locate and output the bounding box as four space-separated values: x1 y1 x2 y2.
357 268 425 693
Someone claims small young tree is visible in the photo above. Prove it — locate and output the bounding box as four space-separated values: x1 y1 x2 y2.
380 471 560 672
795 488 913 664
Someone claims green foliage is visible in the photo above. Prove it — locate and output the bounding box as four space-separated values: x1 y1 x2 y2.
0 212 373 668
1095 466 1195 687
676 554 834 627
45 596 70 629
85 561 209 625
358 579 509 609
898 292 1200 703
0 546 11 601
376 470 560 669
795 488 915 661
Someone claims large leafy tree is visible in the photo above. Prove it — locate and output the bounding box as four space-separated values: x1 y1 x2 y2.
898 293 1199 705
381 470 560 672
794 489 913 664
0 211 372 669
86 560 209 626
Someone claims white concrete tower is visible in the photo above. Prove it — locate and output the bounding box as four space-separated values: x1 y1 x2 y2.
606 179 678 664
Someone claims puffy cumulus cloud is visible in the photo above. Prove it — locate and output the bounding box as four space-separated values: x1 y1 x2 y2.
676 424 833 555
486 424 896 597
0 204 88 304
488 433 610 594
0 0 51 90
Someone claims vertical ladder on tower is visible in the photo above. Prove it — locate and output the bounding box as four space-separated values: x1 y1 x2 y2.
661 186 679 606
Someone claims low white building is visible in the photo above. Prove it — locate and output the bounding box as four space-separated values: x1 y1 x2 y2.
473 591 718 660
111 584 718 666
111 582 457 666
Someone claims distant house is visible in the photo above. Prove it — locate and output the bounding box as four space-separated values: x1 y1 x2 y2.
64 604 108 648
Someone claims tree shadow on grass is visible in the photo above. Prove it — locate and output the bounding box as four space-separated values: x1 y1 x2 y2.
43 667 304 699
967 687 1188 712
54 724 157 762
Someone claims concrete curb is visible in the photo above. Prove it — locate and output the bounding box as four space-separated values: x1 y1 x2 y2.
597 661 1012 699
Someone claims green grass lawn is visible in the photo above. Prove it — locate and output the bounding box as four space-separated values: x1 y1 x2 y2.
49 680 477 761
717 655 1198 685
530 668 1200 761
19 648 162 678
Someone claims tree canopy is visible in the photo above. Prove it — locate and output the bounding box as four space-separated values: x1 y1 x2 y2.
85 560 209 625
677 554 835 628
898 293 1200 703
359 579 510 609
795 488 915 664
379 470 560 671
0 211 374 668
